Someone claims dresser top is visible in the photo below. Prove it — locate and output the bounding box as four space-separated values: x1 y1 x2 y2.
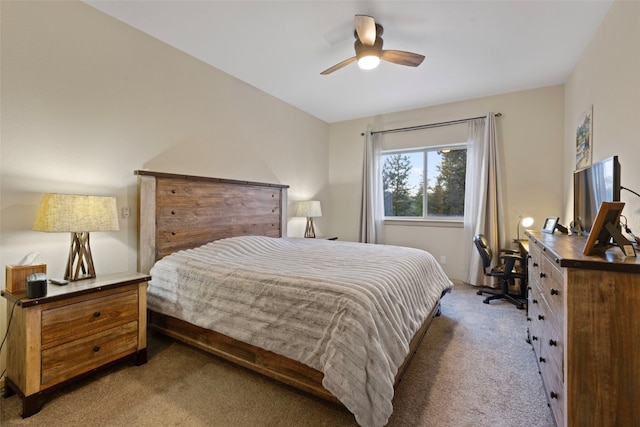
1 271 150 307
526 231 640 273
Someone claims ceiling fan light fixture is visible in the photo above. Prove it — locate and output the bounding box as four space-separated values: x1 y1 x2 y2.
355 37 383 71
358 55 380 70
320 15 424 75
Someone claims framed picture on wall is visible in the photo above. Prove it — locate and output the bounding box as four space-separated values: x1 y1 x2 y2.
576 106 593 169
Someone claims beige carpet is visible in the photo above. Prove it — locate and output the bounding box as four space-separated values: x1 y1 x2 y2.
1 283 554 427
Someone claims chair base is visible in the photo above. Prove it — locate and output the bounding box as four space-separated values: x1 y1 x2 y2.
477 288 526 310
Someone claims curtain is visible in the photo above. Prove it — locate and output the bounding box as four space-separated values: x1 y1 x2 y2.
359 131 385 244
464 113 505 287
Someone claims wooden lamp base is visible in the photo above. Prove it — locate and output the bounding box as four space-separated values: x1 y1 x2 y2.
65 232 96 281
304 217 316 238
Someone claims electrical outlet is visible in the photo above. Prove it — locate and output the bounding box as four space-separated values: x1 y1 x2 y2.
122 205 130 218
440 256 447 265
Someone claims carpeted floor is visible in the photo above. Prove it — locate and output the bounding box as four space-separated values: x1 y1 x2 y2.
1 282 554 427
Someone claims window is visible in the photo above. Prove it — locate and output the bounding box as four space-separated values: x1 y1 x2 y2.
381 144 466 220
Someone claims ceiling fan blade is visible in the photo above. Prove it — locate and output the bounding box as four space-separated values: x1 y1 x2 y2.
380 50 425 67
354 15 376 46
320 56 357 75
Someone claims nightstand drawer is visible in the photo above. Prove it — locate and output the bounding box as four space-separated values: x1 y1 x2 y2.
41 320 138 387
41 289 139 348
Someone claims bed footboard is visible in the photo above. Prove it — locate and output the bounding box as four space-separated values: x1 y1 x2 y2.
148 290 447 404
148 310 341 404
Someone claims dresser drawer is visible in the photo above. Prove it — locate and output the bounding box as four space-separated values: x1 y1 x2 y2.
542 358 565 427
527 286 544 354
528 244 542 287
540 256 564 319
41 320 138 388
41 289 139 348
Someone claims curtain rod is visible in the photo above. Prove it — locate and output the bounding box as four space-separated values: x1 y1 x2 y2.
361 112 502 136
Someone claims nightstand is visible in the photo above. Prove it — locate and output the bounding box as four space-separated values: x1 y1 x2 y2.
1 272 150 417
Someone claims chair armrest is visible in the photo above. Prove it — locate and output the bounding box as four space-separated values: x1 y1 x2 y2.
499 253 525 271
498 253 523 263
499 248 519 255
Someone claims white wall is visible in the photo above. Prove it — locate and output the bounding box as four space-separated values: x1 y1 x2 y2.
563 0 640 231
328 86 565 281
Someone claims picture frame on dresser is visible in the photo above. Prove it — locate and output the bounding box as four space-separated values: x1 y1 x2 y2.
542 217 559 234
583 201 635 256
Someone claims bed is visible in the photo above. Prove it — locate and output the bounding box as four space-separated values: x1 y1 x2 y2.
136 170 452 427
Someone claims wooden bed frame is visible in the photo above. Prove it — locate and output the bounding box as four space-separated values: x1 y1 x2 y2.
136 170 446 406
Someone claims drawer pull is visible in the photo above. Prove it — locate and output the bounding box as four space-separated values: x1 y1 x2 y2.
539 357 546 363
540 272 546 278
550 391 558 399
533 262 539 267
549 339 557 346
93 311 101 318
550 288 559 296
531 335 538 341
526 317 531 322
532 299 538 304
93 345 101 352
171 210 176 215
538 314 545 320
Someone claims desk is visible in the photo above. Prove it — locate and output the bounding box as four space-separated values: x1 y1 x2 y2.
517 239 529 255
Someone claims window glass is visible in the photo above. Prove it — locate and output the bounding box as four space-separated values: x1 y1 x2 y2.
382 145 466 220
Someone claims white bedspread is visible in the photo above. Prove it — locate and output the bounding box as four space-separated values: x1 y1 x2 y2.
148 236 452 427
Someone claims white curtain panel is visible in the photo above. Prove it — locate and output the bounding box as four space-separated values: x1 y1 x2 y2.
464 113 505 287
359 131 385 244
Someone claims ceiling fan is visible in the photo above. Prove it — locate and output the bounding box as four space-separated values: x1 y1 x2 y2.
321 15 425 75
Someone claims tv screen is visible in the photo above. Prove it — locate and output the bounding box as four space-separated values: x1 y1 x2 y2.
573 156 620 234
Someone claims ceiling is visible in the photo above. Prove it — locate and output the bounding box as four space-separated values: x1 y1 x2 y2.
84 1 612 123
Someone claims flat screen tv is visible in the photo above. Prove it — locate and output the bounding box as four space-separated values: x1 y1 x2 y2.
573 156 621 235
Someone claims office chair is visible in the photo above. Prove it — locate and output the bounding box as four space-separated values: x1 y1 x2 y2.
473 234 527 309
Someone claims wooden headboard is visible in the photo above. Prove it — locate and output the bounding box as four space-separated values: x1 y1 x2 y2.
135 170 289 274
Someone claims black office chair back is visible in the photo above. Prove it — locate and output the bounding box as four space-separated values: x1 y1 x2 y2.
473 233 527 309
473 234 493 273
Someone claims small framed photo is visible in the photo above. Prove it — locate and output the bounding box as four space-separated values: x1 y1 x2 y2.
583 201 631 256
542 217 559 234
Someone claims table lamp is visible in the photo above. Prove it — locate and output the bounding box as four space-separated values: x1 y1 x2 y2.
517 215 534 241
33 194 119 281
296 200 322 238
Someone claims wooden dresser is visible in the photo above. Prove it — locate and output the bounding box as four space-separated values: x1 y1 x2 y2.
525 231 640 427
2 272 150 417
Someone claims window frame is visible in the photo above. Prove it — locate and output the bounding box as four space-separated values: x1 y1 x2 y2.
381 142 467 224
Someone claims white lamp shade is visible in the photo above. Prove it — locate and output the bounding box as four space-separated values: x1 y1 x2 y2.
296 200 322 218
521 216 534 228
33 194 119 232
